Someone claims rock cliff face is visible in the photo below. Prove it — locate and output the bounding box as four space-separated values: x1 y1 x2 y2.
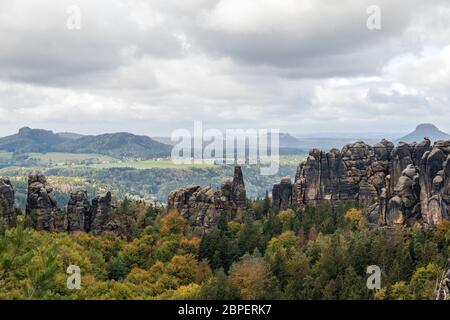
167 166 248 231
274 139 450 227
67 188 90 232
20 171 115 234
0 177 16 228
272 177 293 211
26 172 65 231
231 166 246 208
168 185 226 231
88 192 114 235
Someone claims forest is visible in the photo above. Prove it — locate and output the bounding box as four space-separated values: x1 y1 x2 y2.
1 197 449 300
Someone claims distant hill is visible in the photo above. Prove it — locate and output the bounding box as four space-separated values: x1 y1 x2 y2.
0 127 67 153
396 124 450 143
152 136 175 146
0 127 173 159
57 132 172 159
278 133 303 149
56 132 85 140
153 132 377 152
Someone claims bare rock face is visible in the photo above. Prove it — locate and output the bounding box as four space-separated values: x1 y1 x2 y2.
0 177 16 229
167 166 248 230
26 172 65 231
272 177 293 210
88 192 113 235
231 166 246 208
168 185 225 231
385 164 420 226
67 188 90 232
292 141 387 206
277 138 450 228
419 141 450 226
0 172 115 235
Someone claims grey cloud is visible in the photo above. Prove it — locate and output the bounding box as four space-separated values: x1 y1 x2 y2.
189 0 424 77
0 0 449 136
0 0 182 86
367 88 429 106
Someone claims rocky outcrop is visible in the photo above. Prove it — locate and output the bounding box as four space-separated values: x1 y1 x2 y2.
10 171 116 234
293 141 391 206
0 177 16 229
436 258 450 300
168 185 226 231
272 177 293 210
275 138 450 228
167 166 248 231
231 166 247 208
26 172 65 231
67 188 90 232
88 192 114 235
419 141 450 226
384 164 420 226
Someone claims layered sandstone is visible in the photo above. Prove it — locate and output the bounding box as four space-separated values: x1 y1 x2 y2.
274 138 450 227
21 171 114 234
272 177 293 211
0 177 16 229
88 191 114 235
167 166 248 231
67 188 90 232
26 172 65 231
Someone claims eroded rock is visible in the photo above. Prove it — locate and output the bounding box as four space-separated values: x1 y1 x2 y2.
0 177 16 229
167 166 248 231
272 177 293 210
276 138 450 228
67 188 90 232
88 191 113 235
26 172 65 231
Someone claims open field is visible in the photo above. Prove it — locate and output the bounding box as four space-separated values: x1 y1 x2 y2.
82 159 218 169
27 152 117 164
1 150 307 170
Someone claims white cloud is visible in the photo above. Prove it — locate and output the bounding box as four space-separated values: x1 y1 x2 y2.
0 0 450 136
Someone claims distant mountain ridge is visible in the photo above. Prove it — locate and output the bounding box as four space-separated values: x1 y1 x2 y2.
56 132 85 140
0 127 172 159
396 123 450 143
154 132 380 151
0 127 67 153
57 132 172 159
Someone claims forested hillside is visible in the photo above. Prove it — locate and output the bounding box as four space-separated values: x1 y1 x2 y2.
2 165 298 208
1 199 449 300
0 127 172 160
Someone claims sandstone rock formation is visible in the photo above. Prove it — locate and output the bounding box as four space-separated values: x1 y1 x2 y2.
167 166 248 231
272 177 293 210
0 177 16 229
67 188 90 232
274 138 450 227
26 172 65 231
88 191 114 235
384 164 420 226
168 185 226 231
231 166 246 208
21 172 115 234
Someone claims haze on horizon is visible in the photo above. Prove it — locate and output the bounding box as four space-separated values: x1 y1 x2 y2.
0 0 450 137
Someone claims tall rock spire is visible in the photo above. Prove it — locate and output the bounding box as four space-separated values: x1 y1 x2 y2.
0 177 16 229
231 165 246 208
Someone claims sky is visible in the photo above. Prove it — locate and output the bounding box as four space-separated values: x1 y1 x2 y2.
0 0 450 137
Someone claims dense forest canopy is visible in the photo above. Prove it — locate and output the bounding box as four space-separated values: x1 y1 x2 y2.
1 198 449 300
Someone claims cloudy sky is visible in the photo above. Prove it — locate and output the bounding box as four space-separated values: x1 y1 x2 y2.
0 0 450 137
